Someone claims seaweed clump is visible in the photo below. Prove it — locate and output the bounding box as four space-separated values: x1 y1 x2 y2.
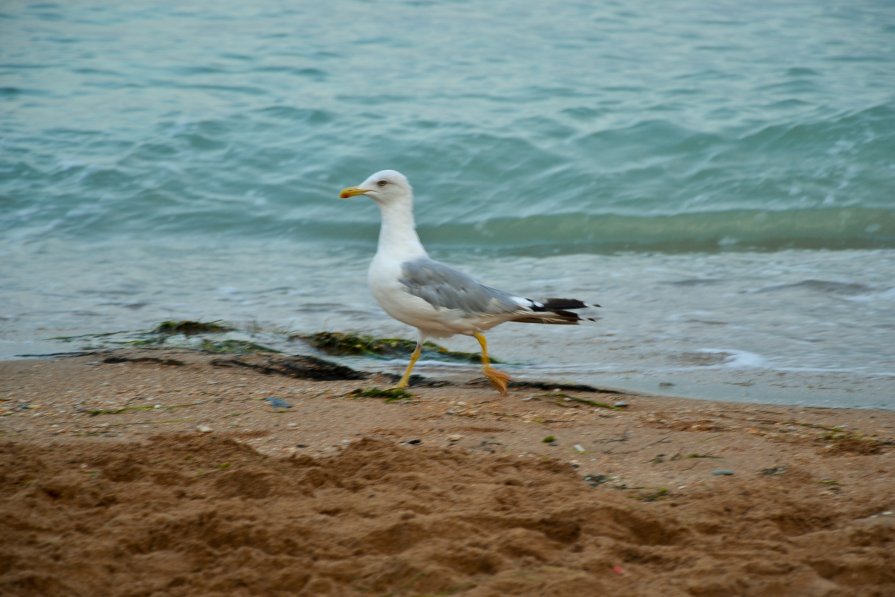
199 339 279 355
348 387 414 402
153 320 233 336
302 332 493 363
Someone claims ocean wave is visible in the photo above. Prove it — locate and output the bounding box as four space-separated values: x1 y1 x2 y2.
414 207 895 254
9 199 891 255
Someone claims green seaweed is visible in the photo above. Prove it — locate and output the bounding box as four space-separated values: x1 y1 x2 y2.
86 399 210 416
303 331 495 363
349 387 414 402
637 488 670 502
541 393 622 410
123 337 167 347
790 420 888 454
50 321 235 351
153 320 233 335
199 339 280 354
86 404 157 416
48 330 132 342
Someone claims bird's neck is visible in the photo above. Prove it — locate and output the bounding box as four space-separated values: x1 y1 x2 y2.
375 199 428 261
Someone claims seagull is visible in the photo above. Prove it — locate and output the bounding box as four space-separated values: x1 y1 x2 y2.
339 170 597 394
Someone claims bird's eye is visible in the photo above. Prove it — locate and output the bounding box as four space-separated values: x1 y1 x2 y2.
376 180 388 187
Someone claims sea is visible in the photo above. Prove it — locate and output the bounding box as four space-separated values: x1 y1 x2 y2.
2 1 894 409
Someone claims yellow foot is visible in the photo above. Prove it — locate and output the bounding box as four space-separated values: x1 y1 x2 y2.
484 367 511 395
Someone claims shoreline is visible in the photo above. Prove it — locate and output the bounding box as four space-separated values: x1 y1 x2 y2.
2 348 894 595
6 339 892 412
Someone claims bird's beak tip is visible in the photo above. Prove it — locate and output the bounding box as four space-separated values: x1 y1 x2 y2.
339 187 367 199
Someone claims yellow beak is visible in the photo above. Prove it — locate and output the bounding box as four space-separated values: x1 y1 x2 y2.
339 186 368 199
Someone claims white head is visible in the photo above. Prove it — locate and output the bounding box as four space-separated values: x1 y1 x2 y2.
339 170 412 206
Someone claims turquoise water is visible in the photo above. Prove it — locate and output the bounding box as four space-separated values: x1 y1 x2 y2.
2 1 894 408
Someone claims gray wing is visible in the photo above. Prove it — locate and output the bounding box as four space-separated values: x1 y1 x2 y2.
399 257 524 315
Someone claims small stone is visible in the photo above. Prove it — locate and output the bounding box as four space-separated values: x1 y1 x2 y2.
584 474 608 488
573 444 586 453
447 434 463 442
404 438 422 445
614 401 629 408
265 396 293 409
196 424 213 433
712 469 735 476
286 422 297 429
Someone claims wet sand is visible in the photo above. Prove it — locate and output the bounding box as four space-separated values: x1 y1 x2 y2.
1 349 893 596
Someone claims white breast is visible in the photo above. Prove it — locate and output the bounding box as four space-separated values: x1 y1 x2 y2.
368 255 478 337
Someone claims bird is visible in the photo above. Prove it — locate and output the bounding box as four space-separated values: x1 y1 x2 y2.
339 170 597 394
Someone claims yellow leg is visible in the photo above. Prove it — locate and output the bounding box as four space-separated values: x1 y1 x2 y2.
474 332 511 395
396 342 423 388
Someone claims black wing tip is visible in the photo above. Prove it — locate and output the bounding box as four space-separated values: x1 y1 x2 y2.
522 297 600 324
538 298 598 311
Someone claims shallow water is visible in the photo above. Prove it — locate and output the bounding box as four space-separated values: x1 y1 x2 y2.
2 1 894 407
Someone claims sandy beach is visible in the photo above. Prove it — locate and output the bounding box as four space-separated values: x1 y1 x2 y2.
1 348 893 596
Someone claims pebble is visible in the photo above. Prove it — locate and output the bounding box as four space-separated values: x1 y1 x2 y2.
447 434 463 442
584 474 608 488
573 444 586 453
614 401 629 408
712 469 735 476
196 424 213 433
265 396 293 409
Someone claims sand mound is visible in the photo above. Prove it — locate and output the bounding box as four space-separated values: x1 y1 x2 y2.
2 434 892 596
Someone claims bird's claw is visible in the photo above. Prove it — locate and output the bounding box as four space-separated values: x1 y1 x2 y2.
484 367 511 395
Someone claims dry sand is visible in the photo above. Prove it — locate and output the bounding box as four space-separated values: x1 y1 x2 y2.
1 349 893 596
